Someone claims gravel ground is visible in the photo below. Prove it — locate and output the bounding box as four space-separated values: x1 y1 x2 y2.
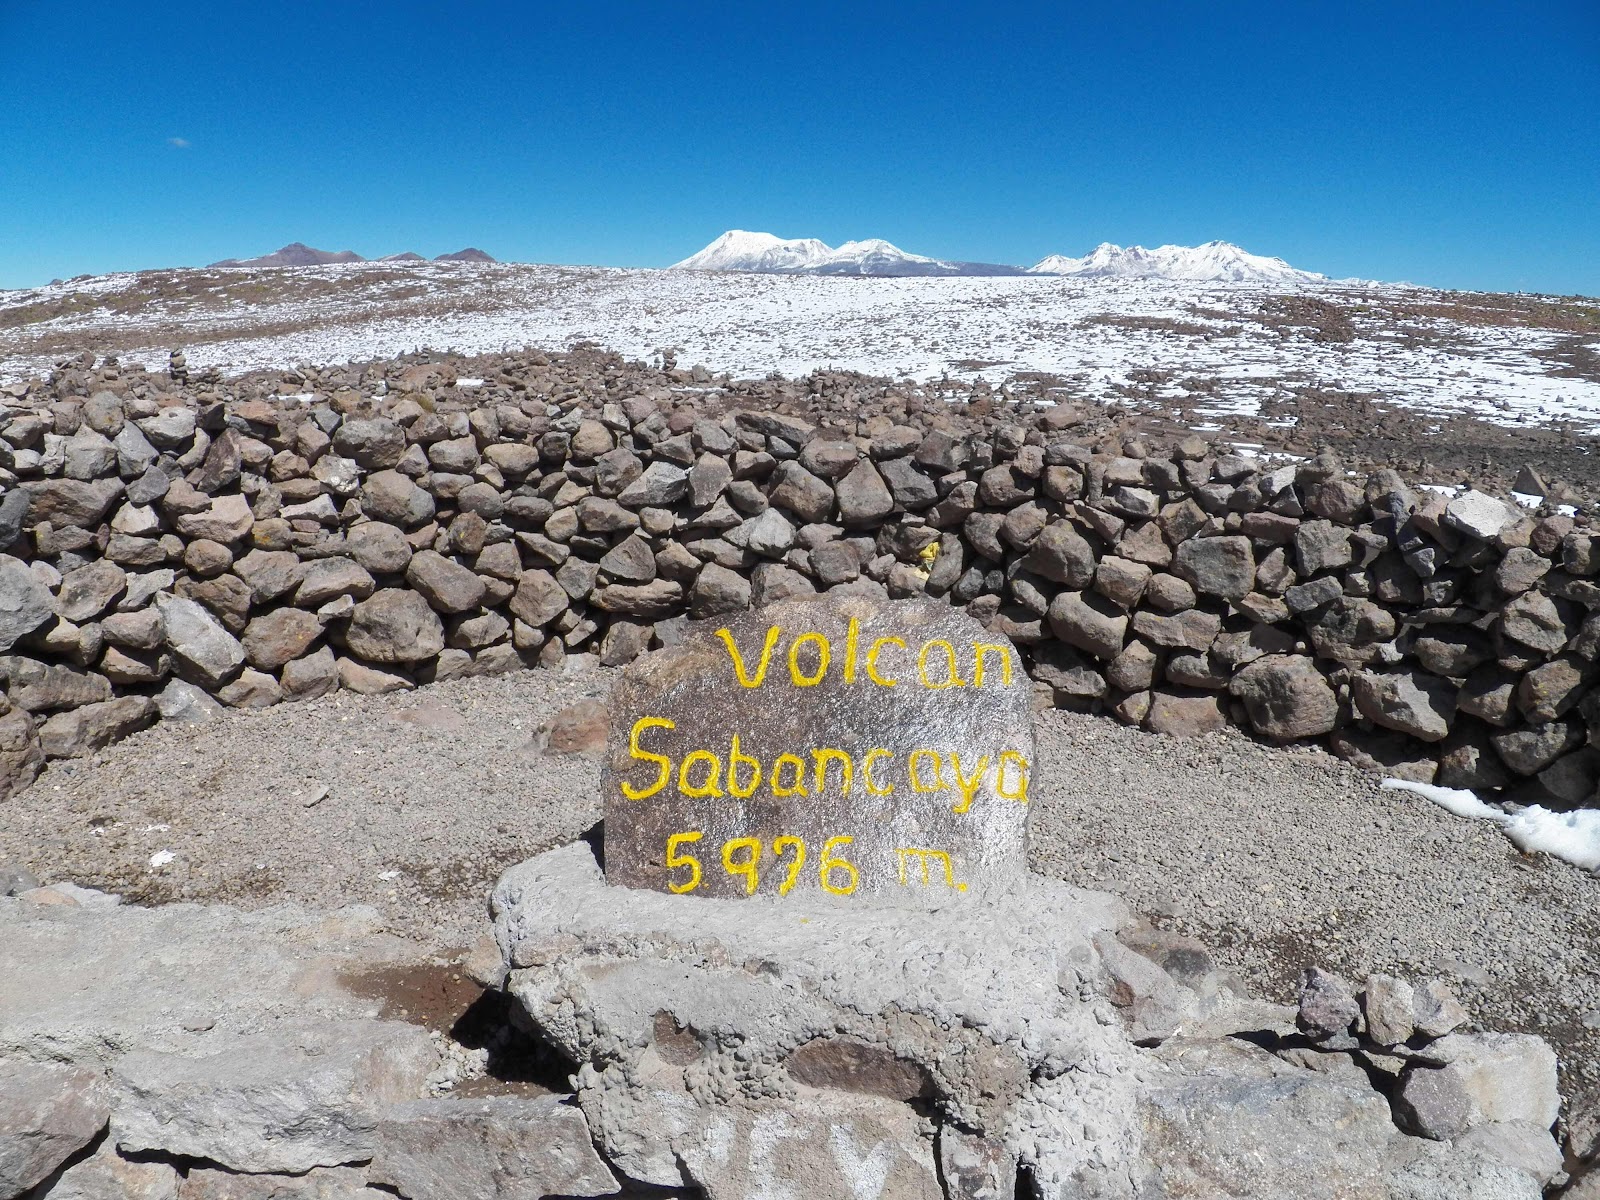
1030 709 1600 1120
5 666 1599 1115
0 666 614 946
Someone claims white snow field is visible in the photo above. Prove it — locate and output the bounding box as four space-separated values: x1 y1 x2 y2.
2 260 1597 430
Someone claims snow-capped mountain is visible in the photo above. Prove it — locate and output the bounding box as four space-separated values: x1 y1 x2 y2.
672 231 835 272
672 231 1025 277
674 231 1317 282
1029 241 1321 284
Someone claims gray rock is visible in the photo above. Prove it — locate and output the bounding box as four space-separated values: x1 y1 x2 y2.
835 460 895 526
0 555 56 651
878 456 939 509
9 663 112 713
154 679 224 724
617 462 689 507
157 594 246 687
405 552 487 614
38 696 158 758
29 1136 179 1200
63 427 117 481
1362 974 1416 1046
1046 590 1128 661
0 490 29 550
360 470 435 528
345 522 413 575
1499 592 1568 655
56 560 127 623
134 406 196 450
1352 670 1457 742
1445 492 1520 540
1413 979 1469 1038
0 709 43 801
368 1096 618 1200
344 590 445 664
738 508 796 558
767 461 835 523
1396 1033 1559 1140
689 562 751 618
590 579 682 619
174 1165 374 1199
242 608 324 672
111 1020 436 1173
1298 966 1360 1038
1020 523 1095 587
598 534 657 584
1174 535 1255 601
1229 655 1338 742
296 559 377 608
0 1062 108 1199
332 418 405 469
508 570 568 629
173 494 254 544
281 647 339 703
1453 1121 1564 1187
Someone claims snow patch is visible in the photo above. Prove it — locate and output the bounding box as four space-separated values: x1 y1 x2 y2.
1381 778 1600 872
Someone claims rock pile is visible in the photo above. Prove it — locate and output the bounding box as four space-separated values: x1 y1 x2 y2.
0 346 1596 810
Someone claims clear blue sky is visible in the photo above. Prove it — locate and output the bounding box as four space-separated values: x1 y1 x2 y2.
2 0 1596 294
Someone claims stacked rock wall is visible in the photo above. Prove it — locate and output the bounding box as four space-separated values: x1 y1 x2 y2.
0 348 1596 805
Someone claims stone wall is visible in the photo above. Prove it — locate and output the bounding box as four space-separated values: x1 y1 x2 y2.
0 347 1595 804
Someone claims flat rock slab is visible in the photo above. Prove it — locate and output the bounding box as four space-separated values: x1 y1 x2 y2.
0 899 423 1066
603 595 1032 903
369 1096 618 1199
111 1020 437 1173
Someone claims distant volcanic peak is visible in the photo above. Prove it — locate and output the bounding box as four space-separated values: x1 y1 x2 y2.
1028 241 1322 284
671 230 1021 277
207 243 498 268
209 242 367 268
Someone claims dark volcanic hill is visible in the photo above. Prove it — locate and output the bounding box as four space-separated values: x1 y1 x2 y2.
434 248 496 263
209 242 367 268
380 252 428 263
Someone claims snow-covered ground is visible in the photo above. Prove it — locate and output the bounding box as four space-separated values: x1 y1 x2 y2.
3 261 1597 430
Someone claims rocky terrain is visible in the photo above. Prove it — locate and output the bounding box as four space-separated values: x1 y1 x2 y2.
1 269 1599 1195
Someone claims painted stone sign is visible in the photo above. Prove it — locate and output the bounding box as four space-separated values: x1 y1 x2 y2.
602 594 1033 902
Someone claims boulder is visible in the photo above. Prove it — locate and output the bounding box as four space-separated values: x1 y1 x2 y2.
834 460 895 526
31 1137 179 1200
1173 535 1255 601
1444 492 1520 541
241 608 324 672
1395 1033 1559 1141
0 709 44 801
1352 670 1457 742
1046 591 1128 661
1021 523 1095 588
405 551 487 614
173 494 254 543
55 560 127 623
0 555 57 651
25 479 122 528
37 696 158 758
156 595 245 687
344 591 444 664
1229 655 1338 742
